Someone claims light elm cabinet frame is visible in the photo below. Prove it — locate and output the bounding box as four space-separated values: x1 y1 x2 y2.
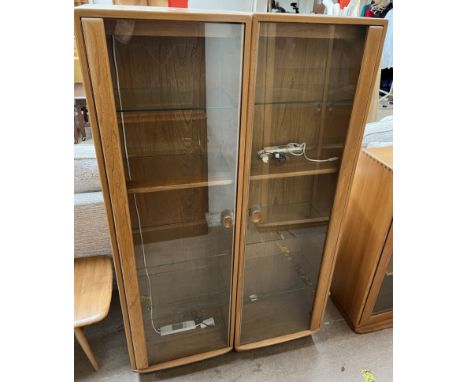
75 5 386 372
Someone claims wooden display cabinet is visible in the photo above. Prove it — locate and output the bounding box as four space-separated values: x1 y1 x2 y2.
75 6 251 372
75 4 386 372
331 147 393 333
234 13 387 350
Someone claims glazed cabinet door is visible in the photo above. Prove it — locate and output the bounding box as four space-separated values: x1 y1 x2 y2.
80 14 248 370
235 17 385 349
361 223 393 326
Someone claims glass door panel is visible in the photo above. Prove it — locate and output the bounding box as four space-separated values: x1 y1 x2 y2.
104 19 244 364
373 254 393 314
240 22 366 345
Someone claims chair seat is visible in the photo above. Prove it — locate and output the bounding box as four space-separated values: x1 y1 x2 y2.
74 256 113 328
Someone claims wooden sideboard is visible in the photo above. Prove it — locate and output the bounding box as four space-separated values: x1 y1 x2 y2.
331 146 393 333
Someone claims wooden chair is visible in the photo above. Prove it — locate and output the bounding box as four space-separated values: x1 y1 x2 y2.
74 256 113 371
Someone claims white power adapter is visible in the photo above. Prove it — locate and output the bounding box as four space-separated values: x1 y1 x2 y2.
159 320 196 336
158 317 215 336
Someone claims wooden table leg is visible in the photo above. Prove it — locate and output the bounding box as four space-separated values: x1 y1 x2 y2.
74 327 99 371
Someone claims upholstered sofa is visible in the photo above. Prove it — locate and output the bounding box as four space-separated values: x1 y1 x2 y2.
74 142 112 258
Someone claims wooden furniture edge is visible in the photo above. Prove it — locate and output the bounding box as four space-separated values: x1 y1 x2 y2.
81 17 149 369
235 330 313 351
74 13 137 370
363 147 393 170
230 18 252 348
309 25 387 331
74 256 113 328
234 15 260 348
252 12 387 26
349 151 392 326
134 347 232 373
330 292 358 330
75 4 251 22
331 292 392 333
75 327 100 371
356 312 392 333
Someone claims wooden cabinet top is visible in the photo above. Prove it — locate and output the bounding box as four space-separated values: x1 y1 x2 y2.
365 146 393 169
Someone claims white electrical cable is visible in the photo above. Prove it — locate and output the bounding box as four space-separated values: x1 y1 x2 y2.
112 36 160 336
287 142 339 163
132 194 160 336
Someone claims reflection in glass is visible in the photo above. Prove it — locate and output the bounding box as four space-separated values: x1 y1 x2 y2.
373 254 393 314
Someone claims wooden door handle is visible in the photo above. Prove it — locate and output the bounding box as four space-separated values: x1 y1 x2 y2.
250 204 262 223
221 209 233 228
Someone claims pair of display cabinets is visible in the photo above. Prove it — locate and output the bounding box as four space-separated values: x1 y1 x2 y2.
75 5 387 373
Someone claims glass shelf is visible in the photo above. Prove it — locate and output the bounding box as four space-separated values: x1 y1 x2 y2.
125 154 235 194
243 250 322 295
245 223 328 249
136 251 230 276
133 224 232 270
140 277 230 364
137 259 230 319
246 221 327 246
143 303 229 364
137 259 231 364
243 285 314 303
115 87 239 114
240 287 315 344
254 98 353 107
248 200 330 230
117 105 237 113
250 156 339 181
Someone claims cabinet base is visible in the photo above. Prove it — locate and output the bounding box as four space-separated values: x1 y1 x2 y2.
235 329 315 351
135 346 232 373
353 317 392 334
330 294 392 334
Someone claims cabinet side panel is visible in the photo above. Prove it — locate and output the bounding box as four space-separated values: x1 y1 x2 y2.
310 25 386 330
331 150 393 325
81 17 148 369
75 14 137 369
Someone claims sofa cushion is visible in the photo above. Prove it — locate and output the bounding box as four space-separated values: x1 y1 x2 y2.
362 115 393 148
74 143 102 194
74 192 112 258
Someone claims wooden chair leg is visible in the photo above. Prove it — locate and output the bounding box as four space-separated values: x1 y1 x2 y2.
74 327 99 371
